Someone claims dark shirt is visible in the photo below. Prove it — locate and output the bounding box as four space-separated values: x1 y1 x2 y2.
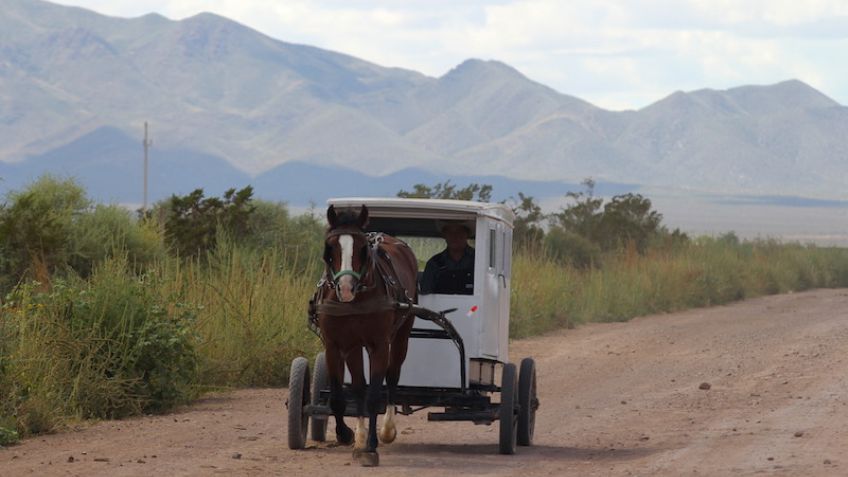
420 246 475 295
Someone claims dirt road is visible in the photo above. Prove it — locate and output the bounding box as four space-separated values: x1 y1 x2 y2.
3 289 848 476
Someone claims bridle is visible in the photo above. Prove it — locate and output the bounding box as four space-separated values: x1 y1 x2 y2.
324 228 376 299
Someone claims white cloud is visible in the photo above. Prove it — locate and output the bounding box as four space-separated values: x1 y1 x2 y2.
50 0 848 109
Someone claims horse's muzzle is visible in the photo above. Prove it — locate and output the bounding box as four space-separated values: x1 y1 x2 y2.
337 276 356 302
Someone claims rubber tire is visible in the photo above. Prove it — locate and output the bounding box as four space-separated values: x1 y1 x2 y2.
518 357 537 446
310 352 329 442
287 357 311 450
499 362 518 455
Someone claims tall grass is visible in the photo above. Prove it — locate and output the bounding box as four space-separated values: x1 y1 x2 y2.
509 237 848 338
1 256 198 436
156 239 322 388
2 193 848 440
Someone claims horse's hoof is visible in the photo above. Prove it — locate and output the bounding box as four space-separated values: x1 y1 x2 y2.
336 426 355 445
379 425 397 444
355 451 379 467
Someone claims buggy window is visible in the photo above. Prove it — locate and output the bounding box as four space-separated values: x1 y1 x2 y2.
400 235 476 296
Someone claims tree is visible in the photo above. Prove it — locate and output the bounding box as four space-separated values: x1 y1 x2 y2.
507 192 545 249
598 193 663 252
551 178 671 253
397 180 492 202
550 179 604 244
398 182 548 246
163 186 256 257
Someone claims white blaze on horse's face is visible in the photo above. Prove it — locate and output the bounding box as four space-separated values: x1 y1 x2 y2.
338 234 355 302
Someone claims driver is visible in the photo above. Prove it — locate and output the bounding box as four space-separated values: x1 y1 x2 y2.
420 222 474 295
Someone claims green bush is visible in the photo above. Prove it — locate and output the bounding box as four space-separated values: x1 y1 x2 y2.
1 256 198 435
0 176 89 289
544 226 602 269
161 187 255 257
0 426 19 446
549 179 677 254
242 201 324 274
0 177 164 293
69 204 165 277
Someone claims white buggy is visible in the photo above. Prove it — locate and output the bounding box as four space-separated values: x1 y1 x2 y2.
288 198 539 454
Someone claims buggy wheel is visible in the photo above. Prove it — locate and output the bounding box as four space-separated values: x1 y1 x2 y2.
499 362 518 455
287 357 311 450
518 357 537 446
310 352 329 442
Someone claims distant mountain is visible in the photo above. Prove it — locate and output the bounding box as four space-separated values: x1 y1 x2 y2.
251 161 634 205
1 0 847 201
2 127 252 202
0 126 634 204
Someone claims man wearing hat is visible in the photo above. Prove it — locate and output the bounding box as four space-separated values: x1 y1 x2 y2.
420 221 475 295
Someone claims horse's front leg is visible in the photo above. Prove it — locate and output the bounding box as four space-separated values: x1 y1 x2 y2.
345 348 368 453
381 313 414 444
357 344 388 467
325 347 354 445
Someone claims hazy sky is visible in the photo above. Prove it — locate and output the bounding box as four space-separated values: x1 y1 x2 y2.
53 0 848 110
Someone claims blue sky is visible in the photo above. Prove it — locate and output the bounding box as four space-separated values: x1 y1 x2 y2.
53 0 848 110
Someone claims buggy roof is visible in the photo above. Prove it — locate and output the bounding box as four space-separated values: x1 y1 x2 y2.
327 197 514 237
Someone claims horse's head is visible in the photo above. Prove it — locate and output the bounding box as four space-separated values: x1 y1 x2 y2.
325 204 371 302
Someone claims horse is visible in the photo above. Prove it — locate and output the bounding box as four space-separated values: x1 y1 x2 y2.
313 204 418 466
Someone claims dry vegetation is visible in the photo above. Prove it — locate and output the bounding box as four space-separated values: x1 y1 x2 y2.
1 177 847 445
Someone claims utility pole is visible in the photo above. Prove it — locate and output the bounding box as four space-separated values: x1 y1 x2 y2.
142 121 152 212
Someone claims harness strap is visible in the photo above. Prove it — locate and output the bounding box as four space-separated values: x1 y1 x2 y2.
309 233 416 341
313 295 398 316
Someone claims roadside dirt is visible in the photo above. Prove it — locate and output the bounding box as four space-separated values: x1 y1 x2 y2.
3 289 848 476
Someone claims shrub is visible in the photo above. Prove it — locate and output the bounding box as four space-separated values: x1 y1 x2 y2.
0 176 89 289
1 256 198 435
550 179 668 253
544 227 602 269
0 426 19 446
69 204 165 277
242 200 324 273
162 187 256 257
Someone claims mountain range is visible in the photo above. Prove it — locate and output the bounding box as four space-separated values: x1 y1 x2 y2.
1 0 847 204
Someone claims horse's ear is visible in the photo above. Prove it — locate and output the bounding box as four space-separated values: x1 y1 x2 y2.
357 204 369 229
327 205 338 228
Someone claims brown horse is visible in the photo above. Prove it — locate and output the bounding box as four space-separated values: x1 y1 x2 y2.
314 204 418 466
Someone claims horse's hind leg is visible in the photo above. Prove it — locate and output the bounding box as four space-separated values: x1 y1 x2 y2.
325 347 354 445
